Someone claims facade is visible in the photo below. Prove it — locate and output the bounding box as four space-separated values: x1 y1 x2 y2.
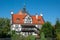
10 6 44 36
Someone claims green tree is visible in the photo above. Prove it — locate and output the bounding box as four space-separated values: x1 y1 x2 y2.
41 22 53 38
40 32 47 40
11 31 25 40
55 19 60 40
0 18 10 38
25 35 35 40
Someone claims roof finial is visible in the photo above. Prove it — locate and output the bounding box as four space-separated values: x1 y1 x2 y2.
40 12 43 16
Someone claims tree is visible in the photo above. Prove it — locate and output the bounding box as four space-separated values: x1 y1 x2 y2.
0 18 10 38
55 19 60 26
25 35 35 40
55 19 60 40
11 31 25 40
41 22 53 38
40 32 47 40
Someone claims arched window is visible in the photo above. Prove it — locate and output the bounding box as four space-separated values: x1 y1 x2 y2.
24 15 32 23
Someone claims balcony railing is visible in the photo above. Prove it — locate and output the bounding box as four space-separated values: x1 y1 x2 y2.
21 28 34 32
21 28 39 34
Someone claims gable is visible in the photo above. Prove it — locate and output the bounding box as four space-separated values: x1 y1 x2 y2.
24 15 32 23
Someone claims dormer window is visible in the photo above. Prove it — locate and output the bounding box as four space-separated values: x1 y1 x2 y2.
16 18 20 22
38 19 41 23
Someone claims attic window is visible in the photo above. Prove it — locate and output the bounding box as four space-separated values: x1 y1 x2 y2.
38 19 41 21
16 18 20 22
38 19 41 23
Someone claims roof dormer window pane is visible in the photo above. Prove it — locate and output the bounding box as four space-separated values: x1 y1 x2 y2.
16 18 20 22
38 19 41 23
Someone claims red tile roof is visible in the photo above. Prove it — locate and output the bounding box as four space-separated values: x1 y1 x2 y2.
12 11 44 25
31 16 44 24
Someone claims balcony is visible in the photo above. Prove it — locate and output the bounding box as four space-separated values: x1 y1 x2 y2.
34 30 39 34
21 28 39 34
21 28 35 32
21 25 35 28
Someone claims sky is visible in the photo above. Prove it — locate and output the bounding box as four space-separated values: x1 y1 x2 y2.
0 0 60 25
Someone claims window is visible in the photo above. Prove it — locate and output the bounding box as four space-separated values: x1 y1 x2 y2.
38 19 41 23
16 18 20 22
15 24 19 29
15 24 21 31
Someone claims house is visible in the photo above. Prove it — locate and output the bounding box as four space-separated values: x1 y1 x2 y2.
10 6 44 36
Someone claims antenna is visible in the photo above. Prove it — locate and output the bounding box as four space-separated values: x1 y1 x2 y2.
22 2 27 13
24 3 26 8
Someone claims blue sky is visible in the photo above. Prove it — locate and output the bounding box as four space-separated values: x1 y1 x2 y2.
0 0 60 25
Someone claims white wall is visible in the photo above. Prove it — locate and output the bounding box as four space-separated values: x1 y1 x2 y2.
24 15 32 23
11 24 22 31
32 32 37 35
35 25 42 29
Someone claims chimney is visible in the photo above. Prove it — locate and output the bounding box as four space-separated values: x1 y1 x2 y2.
36 13 38 19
